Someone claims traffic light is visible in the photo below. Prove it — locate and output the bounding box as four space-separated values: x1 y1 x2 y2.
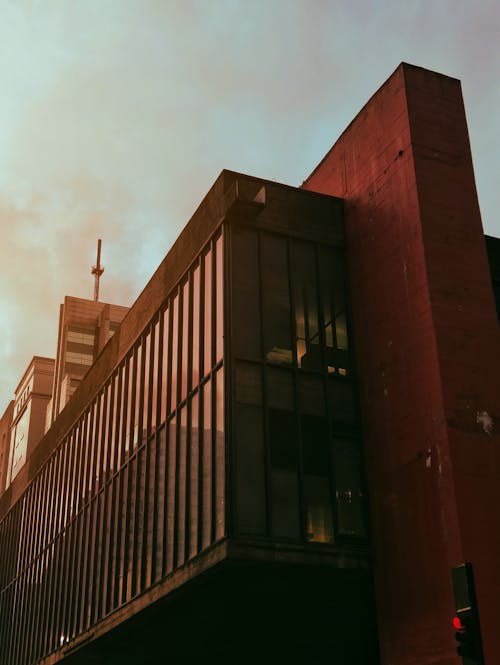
453 610 479 660
451 563 484 664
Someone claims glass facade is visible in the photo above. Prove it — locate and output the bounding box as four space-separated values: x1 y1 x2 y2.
0 230 225 665
230 223 365 543
0 179 368 665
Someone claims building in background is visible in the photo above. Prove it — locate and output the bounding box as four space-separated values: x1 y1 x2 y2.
0 402 14 495
46 296 129 429
0 63 499 665
3 357 54 492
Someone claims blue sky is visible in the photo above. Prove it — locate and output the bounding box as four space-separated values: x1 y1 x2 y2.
0 0 499 409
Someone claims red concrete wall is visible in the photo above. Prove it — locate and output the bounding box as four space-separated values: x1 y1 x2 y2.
303 63 500 664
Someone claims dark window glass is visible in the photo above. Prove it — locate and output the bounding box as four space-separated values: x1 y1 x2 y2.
235 404 266 535
181 280 189 401
203 249 212 376
176 406 187 566
125 355 133 456
192 265 200 388
302 414 334 543
201 380 212 549
151 320 159 433
328 376 355 428
319 247 349 374
235 361 262 406
261 234 292 366
189 393 199 559
232 226 261 360
170 295 179 414
143 333 151 435
215 368 224 540
215 234 224 363
160 307 170 424
269 409 299 539
293 242 321 371
133 345 142 448
165 417 176 574
334 438 365 537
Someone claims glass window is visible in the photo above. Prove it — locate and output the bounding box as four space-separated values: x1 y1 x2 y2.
176 406 187 565
269 409 299 539
235 404 266 535
302 414 334 543
293 242 321 371
201 380 212 549
215 368 224 540
334 439 365 537
231 226 261 360
170 295 179 414
192 265 201 388
189 393 199 559
133 345 142 448
261 234 292 366
215 234 224 363
181 280 190 401
165 417 177 574
151 320 159 433
160 307 170 425
203 249 212 376
235 361 262 406
143 333 151 435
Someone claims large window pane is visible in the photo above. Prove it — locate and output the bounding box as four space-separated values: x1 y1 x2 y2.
203 249 212 376
160 307 170 425
293 243 321 371
201 380 212 549
170 295 179 413
189 393 199 559
215 368 224 540
192 265 200 388
261 235 292 366
231 226 261 360
269 409 299 539
215 234 224 363
181 280 189 401
235 404 266 535
334 439 365 537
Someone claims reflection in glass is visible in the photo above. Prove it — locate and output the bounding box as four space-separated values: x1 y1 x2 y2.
189 393 199 559
151 321 159 433
215 369 224 540
160 307 169 425
176 406 187 566
203 249 212 377
170 295 179 414
166 417 176 574
143 333 151 436
334 439 365 536
216 234 224 363
192 265 200 387
293 243 320 370
133 345 142 448
181 280 189 401
261 235 292 366
302 415 333 543
201 380 212 549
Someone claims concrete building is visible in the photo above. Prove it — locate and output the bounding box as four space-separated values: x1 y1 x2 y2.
0 401 13 495
46 296 129 428
0 63 498 665
3 357 54 492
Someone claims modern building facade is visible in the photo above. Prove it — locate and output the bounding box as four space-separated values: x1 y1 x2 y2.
0 402 14 496
0 63 498 665
46 296 129 428
2 357 54 493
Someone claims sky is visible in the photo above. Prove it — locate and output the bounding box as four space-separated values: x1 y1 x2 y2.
0 0 499 412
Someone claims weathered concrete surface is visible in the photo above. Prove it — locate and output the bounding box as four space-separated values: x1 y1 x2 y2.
304 62 500 665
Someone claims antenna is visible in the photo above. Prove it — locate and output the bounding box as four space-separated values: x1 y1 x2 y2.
91 239 105 301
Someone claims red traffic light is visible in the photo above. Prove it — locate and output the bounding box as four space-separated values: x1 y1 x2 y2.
453 616 464 631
